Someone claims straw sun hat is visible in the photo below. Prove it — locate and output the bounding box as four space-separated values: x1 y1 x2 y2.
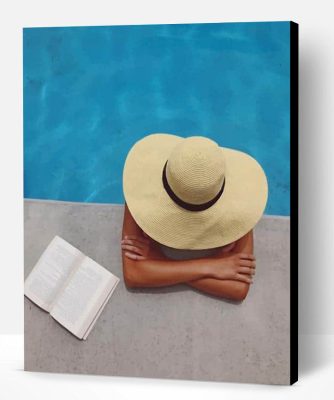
122 133 268 250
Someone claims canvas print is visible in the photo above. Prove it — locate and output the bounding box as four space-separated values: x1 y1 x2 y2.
23 21 298 385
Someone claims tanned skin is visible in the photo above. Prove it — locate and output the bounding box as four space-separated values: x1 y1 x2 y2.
121 203 256 301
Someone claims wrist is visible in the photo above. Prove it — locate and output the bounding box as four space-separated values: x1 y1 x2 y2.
202 258 220 278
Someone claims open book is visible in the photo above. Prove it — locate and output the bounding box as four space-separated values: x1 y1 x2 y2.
24 235 120 340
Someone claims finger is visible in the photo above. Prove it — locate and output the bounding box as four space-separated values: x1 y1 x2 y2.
236 273 253 284
124 234 148 241
121 244 144 255
238 253 256 261
124 235 150 244
124 252 146 260
121 239 147 249
239 259 256 268
238 266 255 275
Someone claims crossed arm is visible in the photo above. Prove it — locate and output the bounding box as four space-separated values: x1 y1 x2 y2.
121 203 256 301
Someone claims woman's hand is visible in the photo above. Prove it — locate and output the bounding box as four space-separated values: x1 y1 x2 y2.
121 234 164 261
209 253 256 284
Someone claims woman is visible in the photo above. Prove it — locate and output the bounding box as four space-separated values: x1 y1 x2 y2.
121 133 268 301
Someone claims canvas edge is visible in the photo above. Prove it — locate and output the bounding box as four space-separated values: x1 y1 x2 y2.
290 20 299 385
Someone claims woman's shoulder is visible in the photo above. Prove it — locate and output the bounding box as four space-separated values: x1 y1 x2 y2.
158 242 235 261
158 243 216 261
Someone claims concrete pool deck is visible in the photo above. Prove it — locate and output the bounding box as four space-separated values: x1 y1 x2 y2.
24 199 290 385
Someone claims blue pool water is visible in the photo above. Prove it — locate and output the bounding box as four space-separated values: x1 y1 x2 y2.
24 22 290 216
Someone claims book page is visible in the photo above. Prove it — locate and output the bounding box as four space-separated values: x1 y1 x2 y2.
82 278 119 340
24 236 84 311
50 256 119 339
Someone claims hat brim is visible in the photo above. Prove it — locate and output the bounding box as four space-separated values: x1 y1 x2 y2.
123 133 268 250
